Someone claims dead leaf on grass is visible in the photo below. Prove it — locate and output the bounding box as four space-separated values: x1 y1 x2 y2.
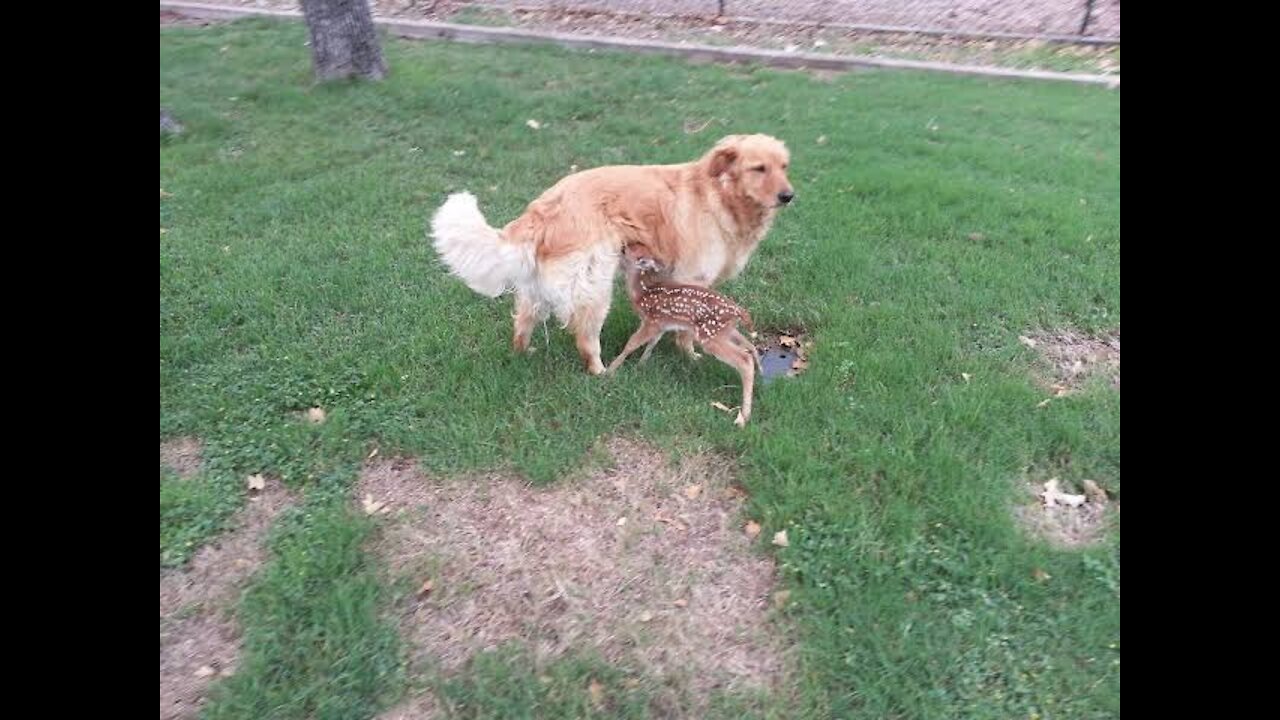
1040 479 1086 508
362 494 386 515
1082 480 1108 505
588 678 605 706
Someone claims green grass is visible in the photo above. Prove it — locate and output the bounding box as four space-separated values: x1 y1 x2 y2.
161 19 1119 719
160 458 244 568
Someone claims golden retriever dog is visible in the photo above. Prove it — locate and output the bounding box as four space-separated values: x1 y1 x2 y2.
430 133 793 374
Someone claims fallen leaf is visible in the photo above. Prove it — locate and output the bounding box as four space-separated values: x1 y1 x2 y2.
773 590 791 609
362 494 386 515
306 407 326 424
1050 384 1070 397
160 228 168 235
772 530 789 547
654 513 687 531
367 447 379 459
246 474 266 492
160 188 172 198
683 118 714 134
1036 398 1053 408
961 372 972 383
616 516 627 526
816 135 828 144
779 334 798 348
194 665 216 678
526 119 542 130
684 484 702 500
1082 480 1108 505
1040 479 1086 509
417 579 434 597
638 610 654 622
452 150 466 156
813 39 827 48
967 232 985 241
1019 335 1038 349
710 401 735 413
673 598 688 608
744 521 762 538
1032 568 1052 582
588 678 605 706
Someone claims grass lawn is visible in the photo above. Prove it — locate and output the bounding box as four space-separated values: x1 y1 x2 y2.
161 18 1119 719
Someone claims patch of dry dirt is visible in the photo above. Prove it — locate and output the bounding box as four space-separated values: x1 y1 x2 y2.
161 437 205 479
359 437 786 712
1014 476 1113 548
1024 327 1120 393
159 478 293 720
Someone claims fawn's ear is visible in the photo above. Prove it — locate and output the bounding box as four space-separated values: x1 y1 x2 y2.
634 257 662 272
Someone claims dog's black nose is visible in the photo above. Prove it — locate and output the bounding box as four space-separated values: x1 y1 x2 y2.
778 190 795 204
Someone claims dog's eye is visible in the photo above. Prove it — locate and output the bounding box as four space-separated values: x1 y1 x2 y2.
782 163 789 170
752 165 767 173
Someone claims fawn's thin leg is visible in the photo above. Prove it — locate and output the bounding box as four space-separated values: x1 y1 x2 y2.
725 328 761 375
638 333 664 363
703 333 757 427
674 330 702 360
607 321 664 373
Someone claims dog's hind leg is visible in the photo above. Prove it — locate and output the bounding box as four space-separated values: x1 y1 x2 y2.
512 292 544 353
570 299 610 375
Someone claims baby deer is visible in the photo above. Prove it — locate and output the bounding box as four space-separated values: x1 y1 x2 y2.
607 247 760 427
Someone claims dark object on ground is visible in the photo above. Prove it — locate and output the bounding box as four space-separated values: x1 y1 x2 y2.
160 108 184 136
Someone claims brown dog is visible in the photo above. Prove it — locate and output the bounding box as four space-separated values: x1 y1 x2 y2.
431 134 792 374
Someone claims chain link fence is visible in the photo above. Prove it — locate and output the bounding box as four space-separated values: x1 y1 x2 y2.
463 0 1119 40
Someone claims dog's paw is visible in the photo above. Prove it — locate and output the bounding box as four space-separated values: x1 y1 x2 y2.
734 412 747 428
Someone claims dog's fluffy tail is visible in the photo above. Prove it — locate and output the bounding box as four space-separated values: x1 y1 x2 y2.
430 192 533 298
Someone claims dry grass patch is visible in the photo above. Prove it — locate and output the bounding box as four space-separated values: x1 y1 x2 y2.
359 437 787 710
159 479 293 720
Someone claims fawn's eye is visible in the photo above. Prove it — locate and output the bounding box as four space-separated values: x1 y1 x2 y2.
752 165 767 173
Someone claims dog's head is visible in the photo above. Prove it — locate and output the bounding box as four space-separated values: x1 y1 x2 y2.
705 134 794 210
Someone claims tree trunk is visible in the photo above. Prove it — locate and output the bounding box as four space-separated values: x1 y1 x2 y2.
299 0 387 81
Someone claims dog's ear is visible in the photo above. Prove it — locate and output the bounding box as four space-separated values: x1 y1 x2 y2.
707 136 742 177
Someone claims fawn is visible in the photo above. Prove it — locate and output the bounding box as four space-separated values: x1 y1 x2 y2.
607 246 760 427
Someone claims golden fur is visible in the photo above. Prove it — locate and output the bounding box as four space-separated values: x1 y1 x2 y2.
430 133 792 374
